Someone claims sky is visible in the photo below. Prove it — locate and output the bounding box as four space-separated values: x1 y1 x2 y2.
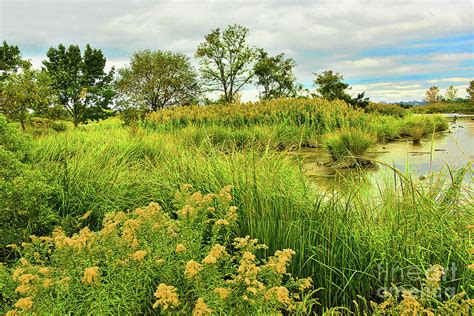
0 0 473 102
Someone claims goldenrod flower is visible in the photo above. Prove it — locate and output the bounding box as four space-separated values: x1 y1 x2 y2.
298 277 313 291
131 250 147 261
18 274 38 284
192 297 213 316
152 283 179 310
15 284 32 294
185 260 202 278
214 287 230 299
214 219 229 226
43 278 53 288
266 286 292 306
38 267 50 275
82 266 100 285
14 297 33 310
175 244 186 253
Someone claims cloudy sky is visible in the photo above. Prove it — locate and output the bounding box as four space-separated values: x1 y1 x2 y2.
1 0 473 102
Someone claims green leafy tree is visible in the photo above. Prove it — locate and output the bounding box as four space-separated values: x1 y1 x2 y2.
0 69 54 129
116 50 200 112
43 44 115 127
313 70 369 109
313 70 349 101
444 85 458 101
196 24 257 103
425 86 441 103
466 80 474 103
253 50 301 100
0 41 30 80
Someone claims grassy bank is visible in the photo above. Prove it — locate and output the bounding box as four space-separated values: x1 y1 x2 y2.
2 118 472 312
412 102 474 114
144 99 448 161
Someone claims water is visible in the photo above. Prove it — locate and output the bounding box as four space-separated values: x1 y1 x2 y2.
295 115 474 190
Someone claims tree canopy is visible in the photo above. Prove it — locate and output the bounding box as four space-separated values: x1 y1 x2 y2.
0 69 54 129
253 50 300 100
425 86 441 103
0 41 30 81
116 50 200 111
313 70 369 109
196 24 257 103
43 44 115 126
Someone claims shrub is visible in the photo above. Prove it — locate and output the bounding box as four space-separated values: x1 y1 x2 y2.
1 185 317 315
50 121 67 132
324 128 375 165
0 116 58 260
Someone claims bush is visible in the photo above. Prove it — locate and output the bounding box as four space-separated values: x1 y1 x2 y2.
0 116 58 260
1 185 316 314
324 128 375 165
50 121 67 132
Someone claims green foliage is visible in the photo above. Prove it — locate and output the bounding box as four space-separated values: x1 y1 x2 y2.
0 116 58 259
116 50 200 111
50 121 67 133
0 69 54 129
0 41 30 80
196 24 257 103
313 70 370 109
313 70 349 101
466 80 474 103
253 50 301 100
43 44 115 127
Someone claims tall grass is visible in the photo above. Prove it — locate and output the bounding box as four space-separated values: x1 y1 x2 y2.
30 125 473 311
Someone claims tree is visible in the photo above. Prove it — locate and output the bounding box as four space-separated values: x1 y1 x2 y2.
43 44 115 127
466 80 474 103
313 70 370 109
313 70 349 101
425 86 441 103
116 50 200 112
253 50 301 100
0 68 54 129
445 85 458 101
0 41 30 81
196 24 257 103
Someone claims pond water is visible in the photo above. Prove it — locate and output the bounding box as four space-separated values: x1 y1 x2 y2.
295 114 474 191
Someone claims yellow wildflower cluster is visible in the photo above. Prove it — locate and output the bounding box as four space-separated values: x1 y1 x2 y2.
214 287 231 299
82 266 100 285
265 286 292 306
152 283 179 310
14 297 34 310
192 297 213 316
131 250 147 261
424 264 444 289
176 205 197 219
264 249 296 275
185 260 203 278
175 243 186 253
54 227 96 251
202 244 227 264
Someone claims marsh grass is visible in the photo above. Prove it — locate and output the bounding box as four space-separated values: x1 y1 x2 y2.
25 123 473 311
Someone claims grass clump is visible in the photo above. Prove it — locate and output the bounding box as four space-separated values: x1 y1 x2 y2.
324 128 375 165
1 185 316 315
